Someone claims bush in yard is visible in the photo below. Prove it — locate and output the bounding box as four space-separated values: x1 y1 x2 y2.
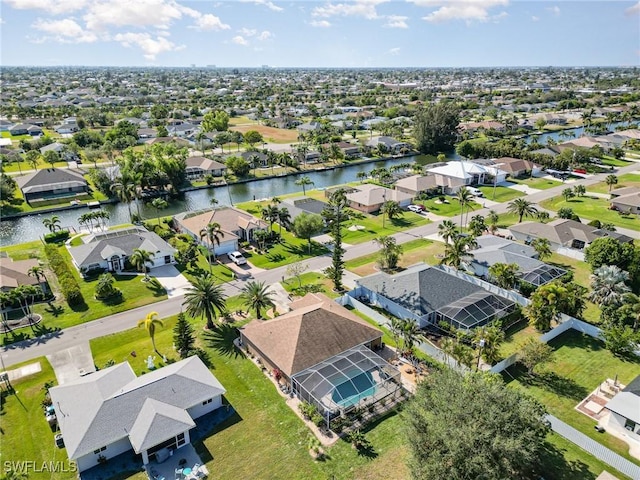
44 229 70 244
44 244 85 307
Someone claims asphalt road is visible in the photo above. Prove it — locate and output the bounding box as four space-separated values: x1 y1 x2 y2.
4 162 640 368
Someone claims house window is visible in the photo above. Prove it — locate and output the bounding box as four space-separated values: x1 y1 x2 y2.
164 255 171 264
177 433 186 447
625 419 637 432
93 446 106 454
202 398 213 405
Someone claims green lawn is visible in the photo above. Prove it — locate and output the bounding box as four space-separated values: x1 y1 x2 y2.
477 185 524 202
541 195 640 231
505 330 640 466
420 197 481 217
498 320 541 359
242 230 329 269
509 177 563 190
600 156 632 168
588 173 640 195
282 271 340 299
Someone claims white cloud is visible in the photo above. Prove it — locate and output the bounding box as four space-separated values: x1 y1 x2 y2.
531 15 539 22
626 1 640 15
258 30 273 40
83 0 191 31
239 27 258 36
384 15 408 28
547 5 560 16
414 0 509 23
310 20 332 27
232 35 249 46
4 0 87 15
114 32 184 59
191 13 230 31
242 0 284 12
31 18 98 43
388 47 400 55
312 0 389 20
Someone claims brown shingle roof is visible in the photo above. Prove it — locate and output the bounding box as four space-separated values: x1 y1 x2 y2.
241 293 382 377
174 207 265 239
0 257 40 289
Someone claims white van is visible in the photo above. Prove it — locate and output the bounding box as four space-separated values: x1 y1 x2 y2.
466 187 484 197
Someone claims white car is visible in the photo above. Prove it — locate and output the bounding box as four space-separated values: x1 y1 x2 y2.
407 204 426 213
227 251 247 265
466 187 484 197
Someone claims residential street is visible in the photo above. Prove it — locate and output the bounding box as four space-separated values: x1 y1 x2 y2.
3 161 640 368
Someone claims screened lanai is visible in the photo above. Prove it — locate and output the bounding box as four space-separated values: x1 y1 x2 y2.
437 291 515 331
291 344 402 428
519 264 567 287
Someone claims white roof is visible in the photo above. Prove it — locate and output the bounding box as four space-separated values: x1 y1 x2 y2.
427 161 507 180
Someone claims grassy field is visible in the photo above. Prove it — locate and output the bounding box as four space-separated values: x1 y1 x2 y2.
540 195 640 231
345 239 445 276
498 320 541 359
509 177 563 190
588 173 640 195
505 330 640 466
477 185 524 202
420 197 481 217
229 124 300 144
281 271 340 299
242 230 329 269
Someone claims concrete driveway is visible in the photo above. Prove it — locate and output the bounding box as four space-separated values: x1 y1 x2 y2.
47 342 95 384
219 255 264 279
152 265 192 298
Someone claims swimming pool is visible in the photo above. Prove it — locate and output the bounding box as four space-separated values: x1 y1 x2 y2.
332 370 377 408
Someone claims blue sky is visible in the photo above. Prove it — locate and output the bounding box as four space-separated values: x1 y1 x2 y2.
1 0 639 67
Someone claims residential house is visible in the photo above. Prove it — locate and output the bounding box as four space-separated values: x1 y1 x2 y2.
509 219 633 252
0 119 15 131
280 196 329 222
185 157 227 179
366 136 411 154
463 235 566 287
492 157 542 178
345 184 413 213
54 122 80 135
394 174 438 197
68 226 176 275
40 142 65 155
173 206 267 255
354 263 515 331
0 257 44 291
604 375 640 444
426 161 507 194
609 187 640 214
9 123 43 136
145 137 191 148
459 120 505 133
49 356 226 472
321 142 362 158
168 123 198 138
241 151 268 167
137 128 158 142
297 121 322 133
16 168 88 203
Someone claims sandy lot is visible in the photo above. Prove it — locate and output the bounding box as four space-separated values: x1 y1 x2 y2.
230 124 300 143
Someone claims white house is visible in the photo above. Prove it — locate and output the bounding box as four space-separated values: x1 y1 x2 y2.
68 226 176 275
49 356 226 472
604 375 640 446
426 161 508 194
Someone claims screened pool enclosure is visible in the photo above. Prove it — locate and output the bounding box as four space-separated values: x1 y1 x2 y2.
436 290 516 330
291 345 402 428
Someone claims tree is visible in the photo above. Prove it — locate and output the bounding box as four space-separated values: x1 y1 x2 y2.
322 189 349 291
240 281 275 320
138 311 163 354
295 175 314 196
130 249 155 280
474 322 505 365
585 237 637 273
243 130 263 147
601 323 639 356
110 180 138 223
557 207 576 220
150 197 168 226
276 207 291 237
561 187 575 202
573 184 586 197
486 210 499 234
42 215 62 233
43 150 60 168
27 265 45 289
456 186 473 228
537 210 550 223
286 262 309 288
588 265 630 307
405 368 549 480
173 311 196 358
530 238 552 261
412 102 460 155
202 110 230 132
292 212 324 254
199 222 225 268
606 174 618 192
441 235 474 269
507 198 538 223
374 236 403 271
525 282 568 331
488 263 519 290
519 338 554 375
380 200 402 227
356 171 368 183
25 150 40 170
95 273 120 300
226 156 251 177
468 215 486 237
438 220 458 244
183 274 227 330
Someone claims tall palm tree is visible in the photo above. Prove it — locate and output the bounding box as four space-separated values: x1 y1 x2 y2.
27 265 46 294
456 186 473 229
380 200 402 228
438 220 458 244
295 175 314 196
507 198 538 223
622 293 640 330
398 318 426 358
530 238 552 261
277 207 291 238
150 197 168 226
240 281 275 320
111 180 137 223
183 274 227 330
468 215 486 237
488 263 520 290
261 204 280 234
486 210 499 235
374 235 403 271
199 222 225 270
138 311 163 354
130 249 155 280
606 174 618 193
42 215 62 233
441 235 474 269
589 265 630 307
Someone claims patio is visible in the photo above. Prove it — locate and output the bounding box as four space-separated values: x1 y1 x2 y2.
145 444 209 480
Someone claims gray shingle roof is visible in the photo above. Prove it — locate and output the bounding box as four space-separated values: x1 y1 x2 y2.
129 399 196 453
15 168 87 193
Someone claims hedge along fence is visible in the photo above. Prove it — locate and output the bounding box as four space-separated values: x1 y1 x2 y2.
44 244 85 307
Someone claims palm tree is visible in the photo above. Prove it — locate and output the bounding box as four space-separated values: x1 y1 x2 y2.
295 175 314 196
183 274 227 330
531 238 552 261
456 186 473 229
356 171 368 183
240 281 275 320
111 180 137 223
468 215 486 237
589 265 630 307
138 311 163 354
507 198 538 223
374 236 403 271
130 249 155 280
27 265 46 294
398 318 426 358
438 220 458 244
441 235 474 269
488 263 520 289
606 174 618 193
380 200 402 228
42 215 62 233
199 222 225 270
150 197 168 226
622 293 640 330
261 204 280 236
277 207 291 238
486 210 499 235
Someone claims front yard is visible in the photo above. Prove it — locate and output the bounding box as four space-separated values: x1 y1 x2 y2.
345 239 446 276
477 185 524 202
242 230 329 269
588 173 640 195
419 197 481 217
509 177 563 190
540 195 640 231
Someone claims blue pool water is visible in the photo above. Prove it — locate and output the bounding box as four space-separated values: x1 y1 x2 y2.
332 370 376 408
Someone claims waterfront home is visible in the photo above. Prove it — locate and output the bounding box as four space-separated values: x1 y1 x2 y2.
16 168 88 203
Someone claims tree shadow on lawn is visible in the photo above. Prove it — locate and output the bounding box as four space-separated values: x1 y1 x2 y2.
284 242 327 257
203 324 245 359
509 362 588 401
537 436 597 480
547 331 603 353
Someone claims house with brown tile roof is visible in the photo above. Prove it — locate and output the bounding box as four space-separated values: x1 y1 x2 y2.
0 257 42 291
185 156 227 179
394 174 438 196
345 184 413 213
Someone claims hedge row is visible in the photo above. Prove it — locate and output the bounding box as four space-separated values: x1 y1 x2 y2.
44 244 84 307
44 230 71 244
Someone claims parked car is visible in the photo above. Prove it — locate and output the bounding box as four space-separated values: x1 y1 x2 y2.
407 204 426 213
227 251 247 265
466 187 484 197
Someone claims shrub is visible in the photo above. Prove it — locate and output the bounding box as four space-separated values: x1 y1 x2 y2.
44 244 84 307
44 229 71 244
